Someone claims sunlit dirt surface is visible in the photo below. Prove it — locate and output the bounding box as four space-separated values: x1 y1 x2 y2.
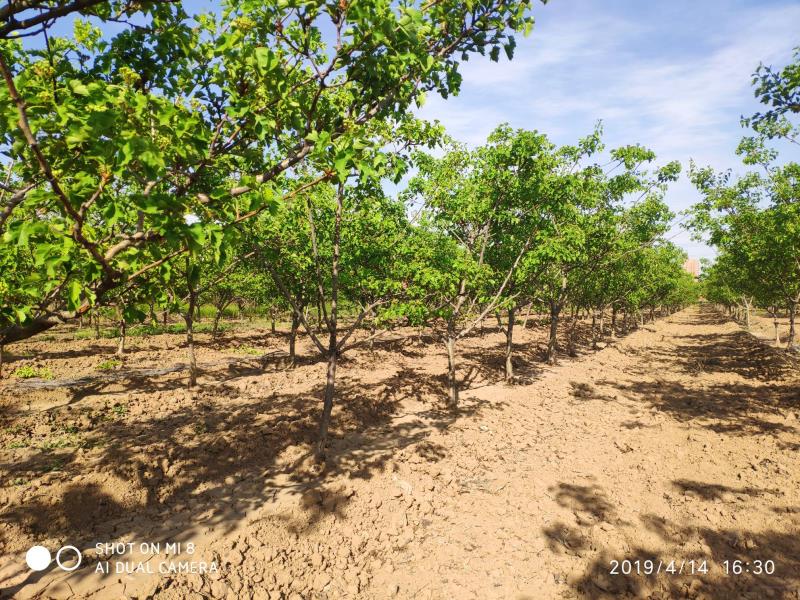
1 305 798 599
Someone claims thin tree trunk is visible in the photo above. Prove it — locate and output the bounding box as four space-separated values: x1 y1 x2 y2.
0 344 4 379
317 347 337 460
212 307 223 338
610 306 617 338
522 303 532 329
316 183 343 461
744 302 750 330
547 301 561 365
599 306 605 338
567 307 579 357
162 309 169 327
185 296 197 388
445 331 459 406
94 312 101 339
116 318 126 356
504 307 515 381
788 301 797 350
289 311 299 366
770 309 780 347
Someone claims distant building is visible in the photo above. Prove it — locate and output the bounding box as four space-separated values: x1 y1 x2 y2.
683 258 700 279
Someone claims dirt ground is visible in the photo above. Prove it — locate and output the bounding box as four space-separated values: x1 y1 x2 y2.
0 304 798 599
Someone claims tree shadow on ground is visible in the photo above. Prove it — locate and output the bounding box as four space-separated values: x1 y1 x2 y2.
600 378 798 437
0 362 492 597
542 480 800 600
594 307 799 437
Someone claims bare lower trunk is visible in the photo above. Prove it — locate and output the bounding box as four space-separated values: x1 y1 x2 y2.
315 183 343 462
567 308 579 357
116 319 126 356
212 308 223 338
788 302 797 350
610 306 617 338
289 311 299 366
270 316 276 334
316 349 337 459
445 333 459 406
522 303 532 329
504 307 515 381
546 302 560 365
770 309 780 347
162 309 169 326
94 312 101 339
599 307 605 338
0 344 4 379
185 311 197 388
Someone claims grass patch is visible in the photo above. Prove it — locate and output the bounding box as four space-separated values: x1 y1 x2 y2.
230 345 263 356
12 365 54 380
96 358 122 371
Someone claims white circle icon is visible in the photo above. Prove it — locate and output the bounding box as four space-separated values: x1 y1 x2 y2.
56 546 82 572
25 546 51 571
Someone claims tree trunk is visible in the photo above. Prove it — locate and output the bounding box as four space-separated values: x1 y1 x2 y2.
599 306 605 338
149 302 157 327
185 297 197 388
744 301 751 330
522 303 532 329
546 301 561 365
162 309 169 327
0 344 4 379
289 311 299 366
770 309 780 347
212 307 223 338
788 301 797 350
445 332 459 406
610 306 617 338
94 312 101 339
116 318 126 356
315 183 343 462
504 306 515 381
317 347 337 460
567 307 579 357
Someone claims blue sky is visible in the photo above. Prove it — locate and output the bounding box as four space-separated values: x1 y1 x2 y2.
416 0 800 260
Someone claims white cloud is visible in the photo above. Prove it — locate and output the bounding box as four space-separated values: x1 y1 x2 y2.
415 0 800 259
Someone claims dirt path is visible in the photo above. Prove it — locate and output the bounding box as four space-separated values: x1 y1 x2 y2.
2 305 799 599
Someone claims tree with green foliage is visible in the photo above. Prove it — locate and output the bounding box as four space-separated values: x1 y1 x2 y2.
405 126 560 402
0 0 540 347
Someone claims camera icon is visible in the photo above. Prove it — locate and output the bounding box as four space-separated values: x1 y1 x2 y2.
25 545 82 572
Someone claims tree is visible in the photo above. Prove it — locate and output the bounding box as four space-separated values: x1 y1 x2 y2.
405 125 572 401
0 0 540 346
